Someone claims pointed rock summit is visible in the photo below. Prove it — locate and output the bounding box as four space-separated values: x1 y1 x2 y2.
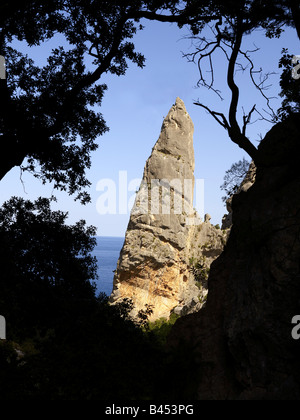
110 98 225 321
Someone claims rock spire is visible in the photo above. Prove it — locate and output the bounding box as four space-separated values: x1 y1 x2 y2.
110 98 225 320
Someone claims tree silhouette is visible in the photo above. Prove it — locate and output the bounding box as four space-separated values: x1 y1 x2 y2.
0 196 98 337
183 0 300 164
220 157 250 203
0 197 179 400
1 0 298 197
278 49 300 119
0 0 197 202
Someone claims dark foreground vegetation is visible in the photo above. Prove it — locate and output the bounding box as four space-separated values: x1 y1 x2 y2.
0 197 195 400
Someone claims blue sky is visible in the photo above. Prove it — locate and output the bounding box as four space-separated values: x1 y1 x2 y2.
0 20 299 237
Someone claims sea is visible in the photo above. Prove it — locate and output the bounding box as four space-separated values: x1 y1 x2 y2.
92 236 125 296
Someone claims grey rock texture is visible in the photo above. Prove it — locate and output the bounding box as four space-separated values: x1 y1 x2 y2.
110 98 225 320
169 114 300 400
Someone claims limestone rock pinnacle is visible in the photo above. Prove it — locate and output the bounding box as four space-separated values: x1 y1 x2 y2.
110 98 225 321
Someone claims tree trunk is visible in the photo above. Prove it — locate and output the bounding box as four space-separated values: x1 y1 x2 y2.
226 19 260 165
0 135 26 181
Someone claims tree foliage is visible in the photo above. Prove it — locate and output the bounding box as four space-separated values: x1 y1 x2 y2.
277 49 300 119
220 157 250 203
0 197 98 336
0 197 174 400
0 0 298 196
0 0 184 202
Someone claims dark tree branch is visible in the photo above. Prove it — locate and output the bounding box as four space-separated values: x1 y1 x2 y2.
227 19 243 134
187 14 280 163
191 21 260 162
225 21 260 162
238 48 277 121
242 104 257 136
131 9 217 25
194 102 230 130
183 18 226 100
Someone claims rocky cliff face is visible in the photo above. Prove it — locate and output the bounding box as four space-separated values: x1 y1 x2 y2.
110 98 225 320
169 114 300 400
